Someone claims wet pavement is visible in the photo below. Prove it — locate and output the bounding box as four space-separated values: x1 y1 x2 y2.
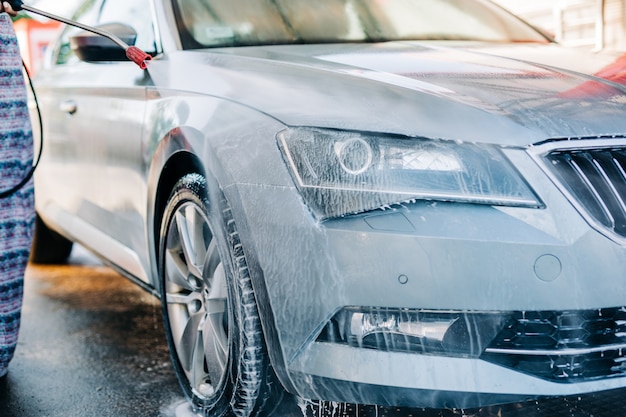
0 246 187 417
2 246 626 417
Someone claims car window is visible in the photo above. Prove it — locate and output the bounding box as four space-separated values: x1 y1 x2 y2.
53 0 157 66
173 0 549 50
53 0 102 65
99 0 157 54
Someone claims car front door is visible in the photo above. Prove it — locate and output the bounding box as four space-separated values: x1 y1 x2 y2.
35 0 158 283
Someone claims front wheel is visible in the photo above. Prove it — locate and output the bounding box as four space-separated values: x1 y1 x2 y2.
159 174 277 417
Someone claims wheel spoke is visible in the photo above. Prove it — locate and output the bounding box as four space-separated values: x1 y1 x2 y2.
177 207 208 281
178 310 205 374
188 205 212 265
207 262 227 311
190 316 210 393
166 291 201 307
202 256 229 385
205 238 220 282
203 303 228 384
211 312 228 358
164 248 194 292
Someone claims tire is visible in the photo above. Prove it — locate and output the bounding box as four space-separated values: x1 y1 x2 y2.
30 213 74 264
159 174 278 417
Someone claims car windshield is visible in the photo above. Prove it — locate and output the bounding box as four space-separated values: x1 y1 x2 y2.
173 0 549 49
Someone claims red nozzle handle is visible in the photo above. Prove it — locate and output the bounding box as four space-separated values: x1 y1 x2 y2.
6 0 24 11
125 46 152 70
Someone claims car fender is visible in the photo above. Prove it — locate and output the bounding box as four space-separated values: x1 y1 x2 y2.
144 105 297 394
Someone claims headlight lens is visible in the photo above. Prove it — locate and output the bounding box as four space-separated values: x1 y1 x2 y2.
278 128 541 218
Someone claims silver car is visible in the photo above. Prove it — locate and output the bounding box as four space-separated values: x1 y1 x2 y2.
30 0 626 414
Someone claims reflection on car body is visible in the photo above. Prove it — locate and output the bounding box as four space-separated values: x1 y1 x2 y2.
30 0 626 415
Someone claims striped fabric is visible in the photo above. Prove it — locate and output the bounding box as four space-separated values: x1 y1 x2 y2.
0 13 35 377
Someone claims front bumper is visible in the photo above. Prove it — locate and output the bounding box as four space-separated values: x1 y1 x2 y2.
289 340 626 408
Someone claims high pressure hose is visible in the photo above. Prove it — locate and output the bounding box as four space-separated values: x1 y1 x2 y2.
0 62 42 199
6 0 152 68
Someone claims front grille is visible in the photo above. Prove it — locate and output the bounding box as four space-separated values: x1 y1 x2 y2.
482 308 626 382
542 143 626 239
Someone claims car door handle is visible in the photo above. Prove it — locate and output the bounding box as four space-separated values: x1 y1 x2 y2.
60 100 78 115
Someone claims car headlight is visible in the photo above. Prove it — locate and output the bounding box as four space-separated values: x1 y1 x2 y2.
277 128 542 219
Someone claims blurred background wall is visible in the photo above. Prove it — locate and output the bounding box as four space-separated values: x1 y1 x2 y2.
494 0 626 51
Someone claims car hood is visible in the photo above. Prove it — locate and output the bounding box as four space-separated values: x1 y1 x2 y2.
153 42 626 147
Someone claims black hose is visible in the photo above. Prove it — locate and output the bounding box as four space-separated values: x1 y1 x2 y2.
0 60 43 199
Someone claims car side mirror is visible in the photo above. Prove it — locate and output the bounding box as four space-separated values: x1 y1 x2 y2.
70 23 138 63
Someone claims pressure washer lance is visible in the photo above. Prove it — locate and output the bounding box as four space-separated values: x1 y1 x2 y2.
7 0 152 69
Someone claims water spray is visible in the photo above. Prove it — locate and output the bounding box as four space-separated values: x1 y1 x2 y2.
6 0 152 69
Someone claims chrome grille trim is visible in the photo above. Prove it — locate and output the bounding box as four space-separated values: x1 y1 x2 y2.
485 342 626 356
592 158 626 225
530 137 626 244
570 156 615 227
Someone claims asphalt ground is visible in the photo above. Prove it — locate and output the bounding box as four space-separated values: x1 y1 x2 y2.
0 246 187 417
2 246 626 417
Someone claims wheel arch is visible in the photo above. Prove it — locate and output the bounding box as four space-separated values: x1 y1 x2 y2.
152 151 205 258
147 127 297 395
147 127 206 291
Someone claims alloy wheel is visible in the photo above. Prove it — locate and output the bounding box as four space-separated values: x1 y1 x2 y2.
163 201 229 399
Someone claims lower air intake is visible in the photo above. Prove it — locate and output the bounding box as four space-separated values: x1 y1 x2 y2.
482 308 626 382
